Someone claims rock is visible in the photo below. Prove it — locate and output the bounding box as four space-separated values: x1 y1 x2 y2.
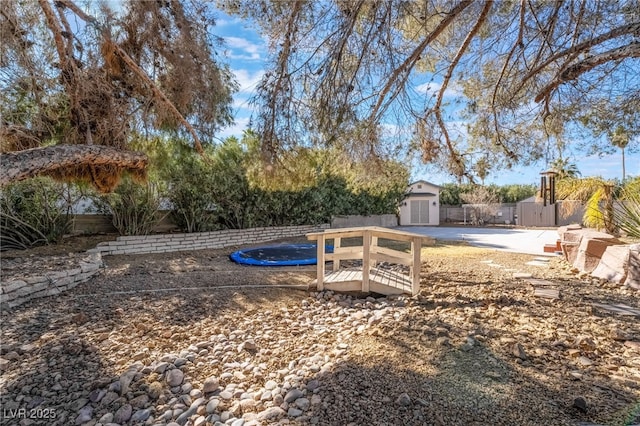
264 380 278 390
569 371 583 380
70 398 89 411
591 245 630 283
624 244 640 290
460 336 476 352
288 407 303 417
166 369 184 387
239 340 257 352
88 389 106 403
512 343 527 360
624 341 640 351
131 408 152 422
306 380 320 391
75 406 93 425
260 390 272 401
240 398 257 413
573 397 588 412
577 356 593 366
573 231 621 273
203 376 220 394
257 407 285 422
97 412 113 423
485 371 502 380
114 404 132 424
100 391 119 406
610 329 630 341
174 357 188 367
148 381 163 399
130 394 149 408
154 361 170 374
284 388 303 403
295 398 310 411
119 367 137 395
206 398 220 413
396 393 412 406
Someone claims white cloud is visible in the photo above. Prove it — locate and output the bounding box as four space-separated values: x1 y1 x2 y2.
225 36 263 60
215 17 244 27
416 81 442 93
415 81 462 98
234 69 264 93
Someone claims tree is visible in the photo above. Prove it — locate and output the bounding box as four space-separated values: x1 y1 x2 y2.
460 185 500 226
549 157 581 180
1 0 236 191
611 126 631 182
222 0 640 181
578 97 639 182
556 177 618 234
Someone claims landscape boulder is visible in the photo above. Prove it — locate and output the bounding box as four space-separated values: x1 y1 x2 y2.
624 244 640 290
590 245 630 283
570 230 621 273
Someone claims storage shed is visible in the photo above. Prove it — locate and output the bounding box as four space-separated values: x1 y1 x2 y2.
399 180 440 226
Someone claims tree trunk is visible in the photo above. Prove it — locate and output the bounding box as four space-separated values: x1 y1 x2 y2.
0 145 148 187
622 147 626 182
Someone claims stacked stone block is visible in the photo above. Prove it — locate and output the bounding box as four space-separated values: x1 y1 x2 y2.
0 253 103 309
88 224 330 256
558 225 638 289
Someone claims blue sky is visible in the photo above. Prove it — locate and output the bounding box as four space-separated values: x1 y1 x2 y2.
213 11 638 187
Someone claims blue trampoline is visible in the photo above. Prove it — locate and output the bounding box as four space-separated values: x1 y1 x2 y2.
230 243 333 266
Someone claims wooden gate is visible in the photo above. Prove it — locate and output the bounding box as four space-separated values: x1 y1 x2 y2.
517 202 556 227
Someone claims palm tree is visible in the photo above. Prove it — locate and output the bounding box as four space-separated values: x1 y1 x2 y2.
556 177 617 234
610 126 630 182
549 157 581 180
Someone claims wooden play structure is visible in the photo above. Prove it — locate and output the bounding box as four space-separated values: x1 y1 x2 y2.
306 227 433 296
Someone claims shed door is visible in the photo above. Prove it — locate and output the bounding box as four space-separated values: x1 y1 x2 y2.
410 200 430 224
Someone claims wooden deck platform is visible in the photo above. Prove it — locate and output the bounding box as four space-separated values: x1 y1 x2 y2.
311 267 413 295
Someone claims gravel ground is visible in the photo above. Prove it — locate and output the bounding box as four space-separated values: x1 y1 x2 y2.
1 236 639 426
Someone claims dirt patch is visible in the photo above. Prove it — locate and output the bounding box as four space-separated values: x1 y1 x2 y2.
0 239 639 426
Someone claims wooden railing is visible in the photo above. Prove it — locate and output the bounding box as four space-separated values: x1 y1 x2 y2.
306 226 433 296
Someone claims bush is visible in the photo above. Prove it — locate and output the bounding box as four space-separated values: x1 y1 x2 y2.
0 177 72 250
615 178 640 238
95 178 165 236
166 154 219 233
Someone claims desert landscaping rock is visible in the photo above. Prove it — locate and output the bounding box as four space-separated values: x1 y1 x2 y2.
0 238 638 426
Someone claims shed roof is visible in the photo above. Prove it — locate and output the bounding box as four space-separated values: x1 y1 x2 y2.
409 180 442 189
405 192 437 197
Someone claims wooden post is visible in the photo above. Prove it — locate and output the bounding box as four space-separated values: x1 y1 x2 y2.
333 237 341 272
316 233 325 291
411 236 422 295
362 229 370 293
370 236 378 268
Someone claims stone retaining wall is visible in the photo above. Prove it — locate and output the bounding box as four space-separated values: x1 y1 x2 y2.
1 224 330 309
88 224 330 256
0 253 103 309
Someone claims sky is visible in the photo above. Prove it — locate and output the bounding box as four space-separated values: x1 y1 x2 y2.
213 10 638 187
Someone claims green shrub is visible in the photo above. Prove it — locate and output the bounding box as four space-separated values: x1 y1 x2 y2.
95 178 165 236
0 177 72 250
166 153 219 233
615 179 640 238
